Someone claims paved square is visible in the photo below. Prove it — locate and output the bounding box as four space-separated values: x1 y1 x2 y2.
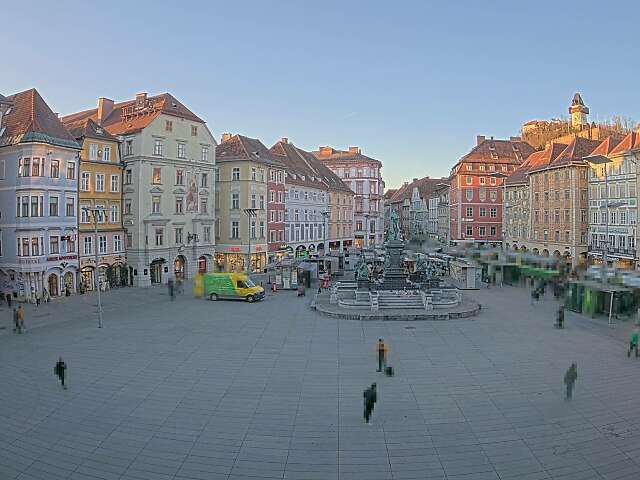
1 284 639 479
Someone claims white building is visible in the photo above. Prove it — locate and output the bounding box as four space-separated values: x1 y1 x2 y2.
586 134 639 269
62 93 217 286
0 89 81 300
271 139 329 257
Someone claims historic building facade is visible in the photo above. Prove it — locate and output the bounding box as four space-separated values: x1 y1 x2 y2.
449 136 534 246
64 118 126 290
314 146 383 248
527 136 600 267
215 134 270 273
267 156 287 263
62 93 217 286
435 184 450 245
271 139 329 257
504 143 567 252
0 89 81 300
586 133 639 269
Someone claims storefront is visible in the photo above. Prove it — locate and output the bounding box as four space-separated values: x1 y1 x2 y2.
295 245 308 258
150 258 166 284
174 255 187 280
216 247 267 273
198 255 208 274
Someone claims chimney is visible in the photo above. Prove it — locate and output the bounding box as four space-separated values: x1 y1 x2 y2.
403 181 409 186
348 146 360 154
221 133 233 142
412 178 418 183
476 135 485 145
97 97 114 126
135 92 147 107
510 136 521 142
280 137 289 144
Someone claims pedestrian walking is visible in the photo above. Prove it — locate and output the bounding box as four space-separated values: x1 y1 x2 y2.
556 306 565 329
54 357 67 389
13 308 20 334
564 363 577 400
168 279 175 301
628 328 639 358
16 305 25 333
376 338 388 372
6 293 12 308
363 383 377 424
35 294 41 307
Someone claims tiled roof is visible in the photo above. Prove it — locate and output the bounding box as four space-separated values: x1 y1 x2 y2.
61 93 204 136
0 93 12 105
383 189 397 200
216 134 283 168
508 142 567 182
389 183 410 203
271 140 352 193
456 138 535 166
64 117 119 143
0 88 79 149
588 136 624 157
608 131 640 156
548 136 601 169
312 146 382 167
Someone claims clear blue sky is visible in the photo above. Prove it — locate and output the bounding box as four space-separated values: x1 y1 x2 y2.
3 1 639 188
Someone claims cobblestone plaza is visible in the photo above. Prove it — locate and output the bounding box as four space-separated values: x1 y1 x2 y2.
1 285 639 480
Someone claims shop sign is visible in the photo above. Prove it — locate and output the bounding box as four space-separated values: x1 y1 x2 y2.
47 254 78 262
255 246 262 252
18 257 44 265
229 247 241 252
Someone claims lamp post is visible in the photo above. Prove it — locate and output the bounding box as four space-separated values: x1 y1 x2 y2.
320 211 330 256
82 206 105 328
364 213 370 250
244 208 259 273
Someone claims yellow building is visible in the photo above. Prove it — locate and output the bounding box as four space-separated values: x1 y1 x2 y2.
65 118 126 290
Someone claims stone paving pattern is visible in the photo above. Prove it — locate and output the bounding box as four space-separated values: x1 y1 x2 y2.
1 283 639 479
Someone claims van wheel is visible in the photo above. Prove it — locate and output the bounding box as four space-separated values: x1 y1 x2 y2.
246 295 255 303
209 293 218 301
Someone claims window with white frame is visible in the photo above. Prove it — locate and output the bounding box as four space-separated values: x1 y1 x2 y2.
95 173 105 192
110 175 119 192
98 235 107 254
81 172 90 191
84 236 92 255
152 196 161 214
103 146 111 162
201 146 209 162
153 139 163 156
110 205 119 223
155 228 164 246
50 160 59 178
232 168 240 181
113 235 122 252
89 143 98 161
177 142 186 159
203 226 211 242
67 162 76 180
231 221 239 239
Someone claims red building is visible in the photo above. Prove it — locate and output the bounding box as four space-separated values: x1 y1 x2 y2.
450 136 535 246
267 159 287 263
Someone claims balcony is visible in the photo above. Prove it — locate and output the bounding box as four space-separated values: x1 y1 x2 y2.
588 245 636 258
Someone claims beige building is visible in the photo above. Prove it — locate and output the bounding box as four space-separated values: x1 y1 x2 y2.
527 137 601 267
504 143 567 252
215 134 272 272
64 118 126 290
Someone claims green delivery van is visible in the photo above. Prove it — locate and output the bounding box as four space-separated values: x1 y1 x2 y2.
203 273 265 302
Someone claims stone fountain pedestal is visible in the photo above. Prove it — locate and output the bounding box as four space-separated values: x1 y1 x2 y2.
379 239 415 290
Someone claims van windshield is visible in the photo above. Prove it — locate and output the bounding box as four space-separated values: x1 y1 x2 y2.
244 278 256 288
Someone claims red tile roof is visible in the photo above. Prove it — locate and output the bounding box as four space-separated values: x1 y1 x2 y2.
61 93 204 136
507 142 567 183
271 140 352 193
456 138 535 166
64 117 119 143
388 176 447 204
312 146 382 167
608 131 640 156
588 136 624 157
1 88 79 149
383 189 397 200
548 136 601 169
216 134 283 168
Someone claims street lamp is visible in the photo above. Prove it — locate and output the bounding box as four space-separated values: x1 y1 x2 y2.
82 206 105 328
489 172 509 251
320 211 330 256
364 213 370 250
243 208 259 273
